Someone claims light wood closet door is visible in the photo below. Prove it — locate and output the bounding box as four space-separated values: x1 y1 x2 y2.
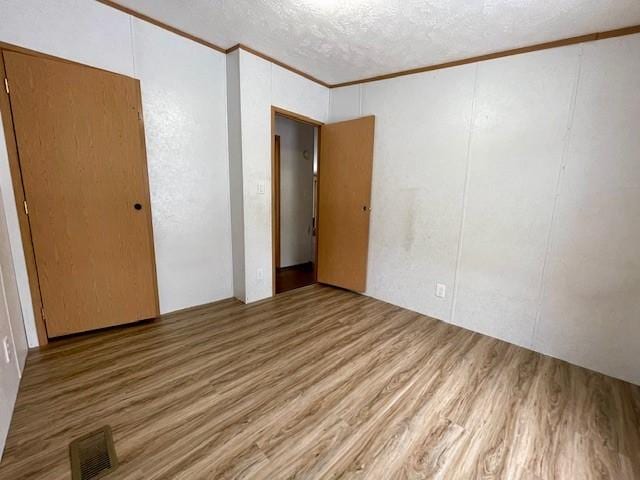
4 51 159 337
317 116 375 292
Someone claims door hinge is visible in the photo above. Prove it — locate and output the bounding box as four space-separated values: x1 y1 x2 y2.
4 78 8 94
23 200 28 215
41 307 46 320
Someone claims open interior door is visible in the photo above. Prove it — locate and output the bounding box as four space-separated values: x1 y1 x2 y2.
317 116 375 293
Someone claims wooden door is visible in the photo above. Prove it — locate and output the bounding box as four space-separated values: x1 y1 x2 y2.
317 116 375 292
3 51 159 337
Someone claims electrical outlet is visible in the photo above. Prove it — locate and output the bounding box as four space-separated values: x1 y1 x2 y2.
256 268 264 281
2 336 11 364
436 283 446 298
257 181 265 195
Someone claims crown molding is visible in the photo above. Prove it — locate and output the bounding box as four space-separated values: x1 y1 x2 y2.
225 43 330 87
96 2 639 89
332 24 640 88
97 0 226 53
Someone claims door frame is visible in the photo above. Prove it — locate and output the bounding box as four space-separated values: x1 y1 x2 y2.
270 106 323 296
273 134 281 271
0 41 157 345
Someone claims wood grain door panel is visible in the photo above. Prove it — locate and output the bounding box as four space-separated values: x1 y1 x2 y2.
317 116 375 292
4 51 159 337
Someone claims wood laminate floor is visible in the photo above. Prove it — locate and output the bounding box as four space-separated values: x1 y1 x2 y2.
1 285 639 479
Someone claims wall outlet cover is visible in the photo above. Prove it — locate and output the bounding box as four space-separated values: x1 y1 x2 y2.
2 336 11 364
436 283 446 298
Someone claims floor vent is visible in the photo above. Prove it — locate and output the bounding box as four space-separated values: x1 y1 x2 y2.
69 426 119 480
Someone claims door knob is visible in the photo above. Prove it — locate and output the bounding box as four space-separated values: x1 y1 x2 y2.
134 203 142 210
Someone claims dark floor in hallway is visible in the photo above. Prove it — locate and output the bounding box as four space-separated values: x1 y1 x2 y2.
275 261 315 294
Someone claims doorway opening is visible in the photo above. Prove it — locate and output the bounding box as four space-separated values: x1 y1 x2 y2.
272 109 321 294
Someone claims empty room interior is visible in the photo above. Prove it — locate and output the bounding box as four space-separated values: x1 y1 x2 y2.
0 1 639 479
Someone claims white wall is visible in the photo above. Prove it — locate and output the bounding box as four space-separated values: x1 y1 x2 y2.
226 50 247 302
453 47 580 348
132 19 233 313
0 157 26 371
0 103 34 351
234 50 329 302
0 0 233 346
0 180 26 458
275 116 315 267
534 36 640 385
329 34 640 386
356 65 477 322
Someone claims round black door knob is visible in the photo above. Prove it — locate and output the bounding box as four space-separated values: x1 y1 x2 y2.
134 203 142 210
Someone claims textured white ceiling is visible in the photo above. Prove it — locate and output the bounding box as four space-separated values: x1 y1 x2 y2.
109 0 640 84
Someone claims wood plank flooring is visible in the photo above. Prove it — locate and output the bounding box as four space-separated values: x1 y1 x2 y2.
1 284 639 479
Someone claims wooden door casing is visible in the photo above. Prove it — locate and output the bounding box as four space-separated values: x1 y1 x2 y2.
274 135 281 270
